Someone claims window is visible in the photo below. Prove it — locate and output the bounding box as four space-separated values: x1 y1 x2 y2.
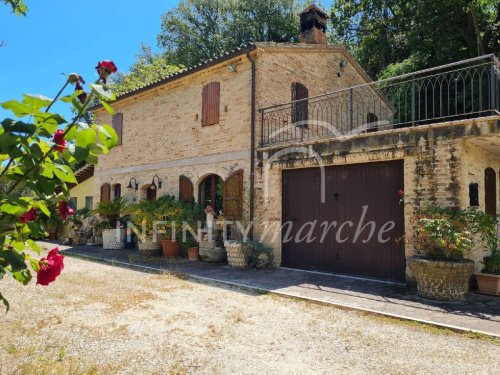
485 168 497 215
112 112 123 145
367 112 379 133
145 185 156 202
469 183 479 206
291 82 308 126
69 197 77 210
179 176 194 203
100 183 111 202
114 183 121 199
202 82 220 126
85 196 94 210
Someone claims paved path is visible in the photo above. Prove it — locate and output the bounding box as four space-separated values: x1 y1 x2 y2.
46 242 500 337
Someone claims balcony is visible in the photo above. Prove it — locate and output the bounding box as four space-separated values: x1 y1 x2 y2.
259 55 500 148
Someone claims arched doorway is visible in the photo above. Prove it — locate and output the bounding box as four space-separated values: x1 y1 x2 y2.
485 168 497 215
141 184 157 202
199 174 224 213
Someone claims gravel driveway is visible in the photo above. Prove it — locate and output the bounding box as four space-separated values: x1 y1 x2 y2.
0 253 499 375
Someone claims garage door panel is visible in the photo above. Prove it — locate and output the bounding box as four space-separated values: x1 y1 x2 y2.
282 161 405 282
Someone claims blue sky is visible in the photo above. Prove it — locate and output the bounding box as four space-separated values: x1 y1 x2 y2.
0 0 178 119
0 1 333 120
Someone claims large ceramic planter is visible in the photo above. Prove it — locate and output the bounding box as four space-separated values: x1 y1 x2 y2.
102 229 126 250
225 241 247 269
187 247 200 261
408 256 474 301
476 273 500 296
161 240 181 257
137 237 162 256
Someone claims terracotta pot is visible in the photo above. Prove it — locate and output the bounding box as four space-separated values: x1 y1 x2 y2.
476 273 500 296
408 256 474 301
161 240 181 257
187 247 200 261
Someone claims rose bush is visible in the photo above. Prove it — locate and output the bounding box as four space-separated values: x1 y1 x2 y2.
0 61 119 310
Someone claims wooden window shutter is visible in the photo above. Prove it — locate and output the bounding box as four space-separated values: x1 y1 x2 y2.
202 82 220 126
485 168 497 215
291 82 308 126
179 175 194 203
224 170 243 220
112 112 123 145
100 183 111 203
366 112 379 133
114 184 121 199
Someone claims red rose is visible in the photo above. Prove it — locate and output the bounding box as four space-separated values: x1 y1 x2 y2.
37 248 64 286
53 129 66 152
58 201 75 221
20 208 37 224
95 60 117 83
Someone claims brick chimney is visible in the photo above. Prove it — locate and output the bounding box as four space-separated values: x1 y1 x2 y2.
299 5 328 45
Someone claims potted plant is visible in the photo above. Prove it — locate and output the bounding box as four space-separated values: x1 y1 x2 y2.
408 207 475 301
155 195 183 257
93 197 131 250
132 199 162 256
182 235 200 261
471 212 500 296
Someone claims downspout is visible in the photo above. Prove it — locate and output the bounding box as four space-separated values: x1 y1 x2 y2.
246 51 256 239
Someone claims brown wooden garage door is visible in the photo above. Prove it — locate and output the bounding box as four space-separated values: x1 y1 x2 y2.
282 160 405 282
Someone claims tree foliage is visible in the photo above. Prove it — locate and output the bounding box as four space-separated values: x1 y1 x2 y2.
0 67 119 310
157 0 305 67
107 44 182 97
331 0 500 78
3 0 27 15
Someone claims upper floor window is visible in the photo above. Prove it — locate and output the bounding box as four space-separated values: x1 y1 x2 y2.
112 112 123 145
202 82 220 126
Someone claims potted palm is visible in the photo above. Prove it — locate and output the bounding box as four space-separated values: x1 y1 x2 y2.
408 207 475 301
93 197 131 250
472 212 500 296
132 199 162 256
155 195 183 257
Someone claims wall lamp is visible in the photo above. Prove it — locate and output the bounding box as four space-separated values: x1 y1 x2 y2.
127 178 139 191
150 175 162 190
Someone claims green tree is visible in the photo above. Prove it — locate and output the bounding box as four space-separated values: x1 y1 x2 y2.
157 0 304 67
331 0 499 79
108 44 182 97
3 0 27 15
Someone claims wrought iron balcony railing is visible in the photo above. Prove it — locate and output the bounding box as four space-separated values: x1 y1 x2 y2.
260 54 500 147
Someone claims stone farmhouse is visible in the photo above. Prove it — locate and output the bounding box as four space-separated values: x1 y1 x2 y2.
92 5 500 283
